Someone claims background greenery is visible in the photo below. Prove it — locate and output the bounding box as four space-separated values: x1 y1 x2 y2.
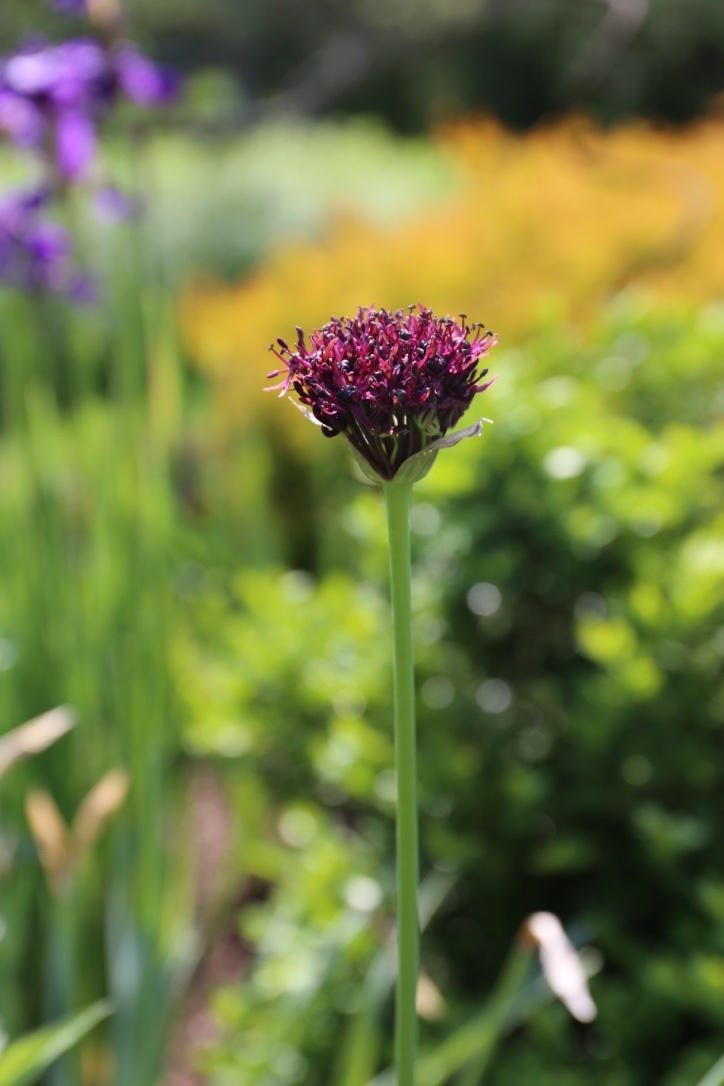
4 0 724 130
1 3 724 1084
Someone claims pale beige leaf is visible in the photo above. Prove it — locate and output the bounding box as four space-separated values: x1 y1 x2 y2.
73 769 130 858
416 969 446 1022
0 707 75 780
25 791 72 896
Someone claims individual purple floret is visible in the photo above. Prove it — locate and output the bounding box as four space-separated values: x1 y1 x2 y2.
48 0 88 12
0 189 92 299
0 37 179 180
94 184 137 221
114 45 180 105
267 305 498 482
0 38 111 109
0 89 44 147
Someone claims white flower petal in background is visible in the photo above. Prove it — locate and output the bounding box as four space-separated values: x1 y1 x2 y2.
416 968 446 1022
522 911 597 1022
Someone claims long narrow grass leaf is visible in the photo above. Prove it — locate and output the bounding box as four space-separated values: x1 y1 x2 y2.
694 1053 724 1086
335 954 393 1086
0 1001 112 1086
366 942 533 1086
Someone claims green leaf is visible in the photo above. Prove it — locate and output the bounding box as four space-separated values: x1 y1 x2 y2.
0 1001 112 1086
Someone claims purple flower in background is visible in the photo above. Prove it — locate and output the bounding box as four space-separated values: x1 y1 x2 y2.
0 89 44 146
0 188 93 299
0 21 178 299
114 45 179 105
0 38 108 178
267 305 498 482
0 39 111 106
0 37 179 180
56 108 98 178
48 0 88 13
94 183 138 220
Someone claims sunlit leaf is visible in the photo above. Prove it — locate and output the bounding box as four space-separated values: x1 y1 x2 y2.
0 1002 111 1086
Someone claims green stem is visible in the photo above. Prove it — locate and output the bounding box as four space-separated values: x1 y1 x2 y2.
383 482 419 1086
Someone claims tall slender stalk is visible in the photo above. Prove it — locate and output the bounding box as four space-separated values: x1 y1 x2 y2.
269 304 497 1082
383 481 419 1086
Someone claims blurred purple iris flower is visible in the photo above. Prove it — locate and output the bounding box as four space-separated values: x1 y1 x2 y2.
0 189 93 299
114 44 179 106
0 21 178 301
0 37 179 180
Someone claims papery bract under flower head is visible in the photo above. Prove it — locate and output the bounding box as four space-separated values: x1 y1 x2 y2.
267 304 498 484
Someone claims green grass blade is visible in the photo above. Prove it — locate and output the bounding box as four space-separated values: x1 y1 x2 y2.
694 1054 724 1086
417 943 532 1086
335 953 393 1086
335 871 457 1086
0 1001 112 1086
366 942 533 1086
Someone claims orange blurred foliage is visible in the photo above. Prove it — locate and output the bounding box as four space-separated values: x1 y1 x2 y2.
181 114 724 435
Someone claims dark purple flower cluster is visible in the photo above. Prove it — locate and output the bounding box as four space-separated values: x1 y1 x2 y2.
268 305 498 482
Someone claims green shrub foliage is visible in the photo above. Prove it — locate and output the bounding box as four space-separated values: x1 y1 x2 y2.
181 296 724 1084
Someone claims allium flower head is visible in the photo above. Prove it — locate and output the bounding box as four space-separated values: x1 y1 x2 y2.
267 304 498 483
